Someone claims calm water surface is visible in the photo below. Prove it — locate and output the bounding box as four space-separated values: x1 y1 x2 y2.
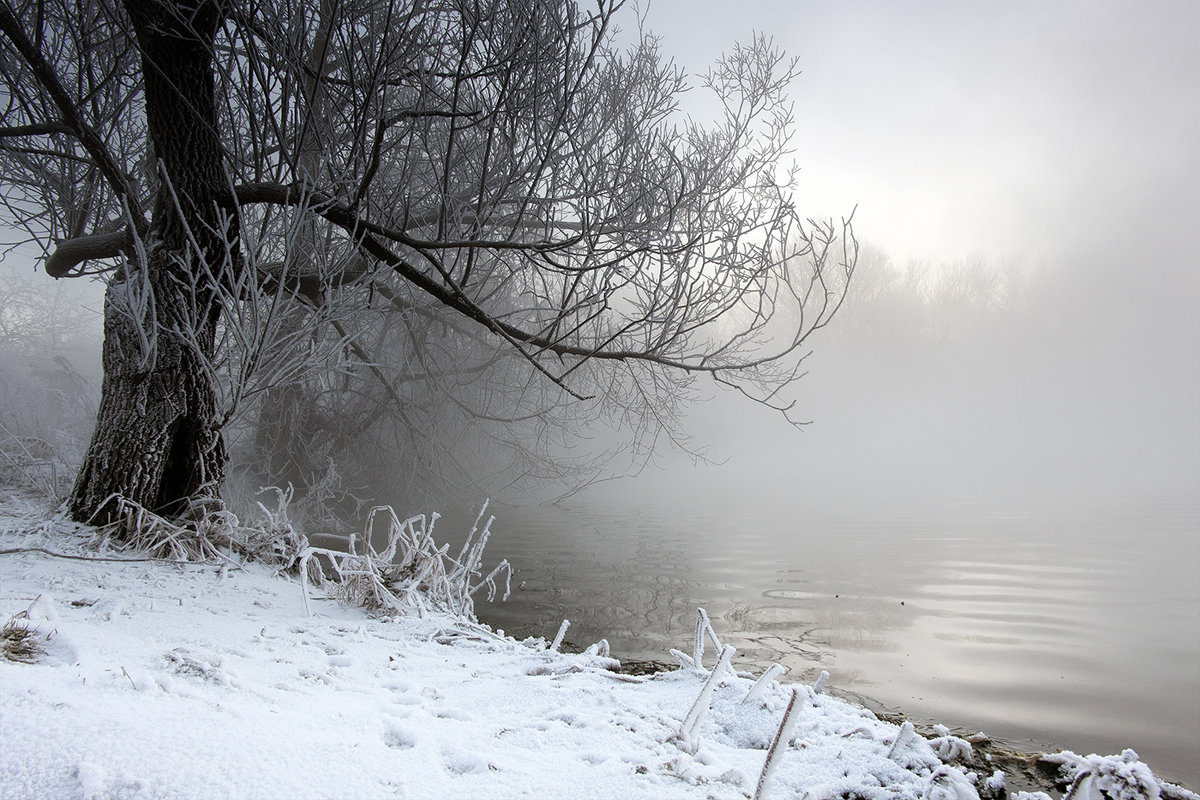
466 493 1200 788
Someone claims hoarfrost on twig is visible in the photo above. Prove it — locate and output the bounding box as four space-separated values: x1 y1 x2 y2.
298 502 511 620
754 686 804 800
678 644 735 747
743 663 788 705
550 619 570 653
691 607 723 672
583 639 610 658
669 648 695 670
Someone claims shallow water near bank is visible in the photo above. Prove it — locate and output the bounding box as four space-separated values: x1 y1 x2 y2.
468 492 1200 789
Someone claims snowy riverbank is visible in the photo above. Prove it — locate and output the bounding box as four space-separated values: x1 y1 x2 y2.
1 490 1193 800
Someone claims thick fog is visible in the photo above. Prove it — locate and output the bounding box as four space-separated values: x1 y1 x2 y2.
586 246 1199 514
581 0 1200 514
2 0 1196 516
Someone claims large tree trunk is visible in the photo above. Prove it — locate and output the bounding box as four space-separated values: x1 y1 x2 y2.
67 0 237 526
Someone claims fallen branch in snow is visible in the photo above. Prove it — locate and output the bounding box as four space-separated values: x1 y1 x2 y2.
0 547 199 564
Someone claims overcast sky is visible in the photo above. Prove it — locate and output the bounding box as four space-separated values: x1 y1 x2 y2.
4 1 1196 510
587 0 1200 509
636 0 1200 267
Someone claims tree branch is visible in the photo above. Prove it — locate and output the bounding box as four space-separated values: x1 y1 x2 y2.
44 228 132 278
231 181 835 381
0 2 145 229
0 121 74 137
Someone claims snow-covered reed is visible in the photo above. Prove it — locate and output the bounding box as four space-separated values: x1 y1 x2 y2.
73 483 510 622
678 644 736 748
84 485 309 568
754 686 804 800
670 607 726 672
743 663 788 705
298 501 511 620
550 619 571 652
95 494 244 564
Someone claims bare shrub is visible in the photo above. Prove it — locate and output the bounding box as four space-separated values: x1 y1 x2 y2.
299 502 511 620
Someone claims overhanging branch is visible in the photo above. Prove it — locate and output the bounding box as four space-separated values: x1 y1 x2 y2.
44 228 132 277
231 181 839 380
0 121 74 137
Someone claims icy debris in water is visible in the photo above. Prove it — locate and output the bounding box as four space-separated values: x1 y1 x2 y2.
812 669 830 695
984 771 1006 793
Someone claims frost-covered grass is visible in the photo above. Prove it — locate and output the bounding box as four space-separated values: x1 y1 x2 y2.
0 488 1194 800
1 613 45 664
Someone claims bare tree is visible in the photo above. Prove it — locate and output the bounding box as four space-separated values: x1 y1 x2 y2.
1 0 856 529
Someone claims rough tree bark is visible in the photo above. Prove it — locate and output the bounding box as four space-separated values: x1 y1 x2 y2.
67 0 238 524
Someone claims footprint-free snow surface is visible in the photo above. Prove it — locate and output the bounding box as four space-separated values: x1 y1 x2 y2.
0 491 1191 800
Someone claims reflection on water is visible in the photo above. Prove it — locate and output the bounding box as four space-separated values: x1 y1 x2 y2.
466 493 1200 788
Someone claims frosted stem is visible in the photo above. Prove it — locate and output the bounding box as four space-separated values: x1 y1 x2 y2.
701 607 723 653
550 619 570 652
678 644 735 745
754 687 803 800
743 663 787 704
669 649 696 670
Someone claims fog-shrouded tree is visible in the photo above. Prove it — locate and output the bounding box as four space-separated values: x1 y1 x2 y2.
0 0 856 530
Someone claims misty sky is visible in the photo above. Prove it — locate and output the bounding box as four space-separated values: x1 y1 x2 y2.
3 0 1197 510
594 0 1200 509
638 0 1200 267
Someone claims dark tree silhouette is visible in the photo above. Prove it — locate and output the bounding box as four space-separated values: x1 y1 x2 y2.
0 0 856 529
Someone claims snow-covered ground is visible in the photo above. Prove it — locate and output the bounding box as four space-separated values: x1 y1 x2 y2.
0 488 1193 800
